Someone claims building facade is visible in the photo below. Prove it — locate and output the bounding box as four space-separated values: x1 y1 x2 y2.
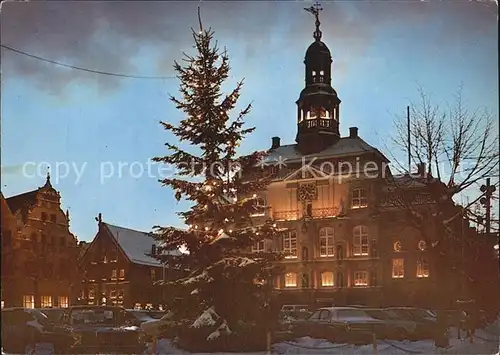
78 217 181 309
244 9 437 307
2 174 80 308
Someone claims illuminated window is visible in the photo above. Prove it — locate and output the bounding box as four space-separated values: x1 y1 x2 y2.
252 240 266 253
88 290 95 299
109 249 118 262
285 273 297 287
118 290 124 299
353 226 369 256
394 241 402 252
418 240 427 251
150 269 156 281
352 188 368 209
58 296 69 308
417 259 429 278
111 269 117 279
41 295 52 308
119 269 125 279
312 71 316 76
392 259 404 278
23 295 35 309
250 197 267 217
354 271 368 286
321 272 334 287
283 231 297 258
319 227 335 257
110 288 117 299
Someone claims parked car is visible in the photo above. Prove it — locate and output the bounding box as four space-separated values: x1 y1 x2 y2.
1 307 73 354
364 308 418 340
389 307 438 339
141 310 177 338
39 308 67 326
63 305 146 354
124 309 158 327
294 307 387 344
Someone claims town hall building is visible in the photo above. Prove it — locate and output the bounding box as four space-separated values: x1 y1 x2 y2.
247 3 436 307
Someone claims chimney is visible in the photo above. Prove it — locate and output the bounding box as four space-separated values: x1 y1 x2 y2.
271 136 281 149
151 244 157 256
349 127 358 138
417 163 426 177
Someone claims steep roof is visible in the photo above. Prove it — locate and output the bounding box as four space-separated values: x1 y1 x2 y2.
5 190 38 214
1 191 16 225
103 223 181 267
5 174 59 214
263 136 388 165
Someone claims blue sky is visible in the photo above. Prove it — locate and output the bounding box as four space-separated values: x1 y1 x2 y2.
1 1 498 241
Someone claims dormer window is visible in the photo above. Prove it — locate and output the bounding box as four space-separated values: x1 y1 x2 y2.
312 71 317 76
319 70 324 76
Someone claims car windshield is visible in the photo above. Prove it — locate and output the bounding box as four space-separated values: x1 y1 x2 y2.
130 311 154 321
365 310 389 319
147 311 165 319
30 309 53 327
410 309 434 319
70 308 118 325
337 310 369 319
41 309 64 322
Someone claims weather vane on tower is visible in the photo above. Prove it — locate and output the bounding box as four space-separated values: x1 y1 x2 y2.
304 0 323 41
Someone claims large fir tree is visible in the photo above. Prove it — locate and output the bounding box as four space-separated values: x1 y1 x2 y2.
152 15 282 332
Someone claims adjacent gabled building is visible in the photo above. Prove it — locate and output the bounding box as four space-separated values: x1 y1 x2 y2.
78 216 182 309
2 174 80 308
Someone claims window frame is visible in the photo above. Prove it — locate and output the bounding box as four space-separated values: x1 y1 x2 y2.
354 271 368 286
392 258 405 279
252 240 266 253
416 258 429 278
353 225 369 256
351 188 368 209
319 227 335 257
284 272 297 288
321 271 334 287
41 295 52 308
283 231 298 259
23 295 35 309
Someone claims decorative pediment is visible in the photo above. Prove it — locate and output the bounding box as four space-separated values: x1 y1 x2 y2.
282 164 329 182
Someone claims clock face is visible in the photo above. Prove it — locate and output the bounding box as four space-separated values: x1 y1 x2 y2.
298 183 317 201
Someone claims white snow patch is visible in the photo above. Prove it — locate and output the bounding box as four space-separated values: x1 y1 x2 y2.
183 271 212 285
190 289 199 295
206 320 232 341
191 307 219 328
239 257 256 267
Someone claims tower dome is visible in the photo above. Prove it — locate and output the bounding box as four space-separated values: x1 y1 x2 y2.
295 1 341 154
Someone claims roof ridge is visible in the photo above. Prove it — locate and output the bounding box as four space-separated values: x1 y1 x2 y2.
103 222 151 235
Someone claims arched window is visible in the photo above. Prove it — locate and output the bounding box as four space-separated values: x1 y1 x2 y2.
319 227 334 257
285 272 297 287
353 225 369 256
321 272 334 287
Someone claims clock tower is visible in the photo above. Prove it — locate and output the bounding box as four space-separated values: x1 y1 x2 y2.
296 1 341 154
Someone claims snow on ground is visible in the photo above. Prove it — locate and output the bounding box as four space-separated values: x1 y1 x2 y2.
145 320 500 355
3 320 498 355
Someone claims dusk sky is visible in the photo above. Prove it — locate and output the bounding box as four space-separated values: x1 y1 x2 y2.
1 0 498 241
